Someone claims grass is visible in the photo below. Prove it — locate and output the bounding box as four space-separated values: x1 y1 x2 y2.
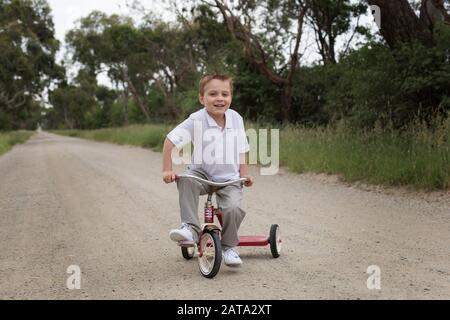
0 131 34 156
54 118 450 191
54 124 171 152
279 119 450 191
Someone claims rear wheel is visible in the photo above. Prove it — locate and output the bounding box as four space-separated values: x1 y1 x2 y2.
181 246 195 260
198 230 222 278
269 224 281 258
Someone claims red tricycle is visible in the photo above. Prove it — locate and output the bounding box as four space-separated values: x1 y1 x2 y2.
175 174 282 278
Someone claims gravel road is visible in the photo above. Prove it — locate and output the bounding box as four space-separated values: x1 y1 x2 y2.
1 131 449 299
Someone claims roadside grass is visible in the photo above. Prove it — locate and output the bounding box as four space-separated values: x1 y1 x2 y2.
0 131 34 156
54 118 450 191
279 118 450 191
54 124 171 152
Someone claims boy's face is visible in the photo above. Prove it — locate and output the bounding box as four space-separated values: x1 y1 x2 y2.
199 79 232 119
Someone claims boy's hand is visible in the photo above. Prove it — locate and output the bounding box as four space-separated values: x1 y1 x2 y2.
163 171 176 184
241 175 254 187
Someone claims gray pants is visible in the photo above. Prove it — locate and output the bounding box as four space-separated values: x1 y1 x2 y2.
177 168 246 250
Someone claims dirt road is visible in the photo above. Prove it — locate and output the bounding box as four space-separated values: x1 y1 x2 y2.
0 131 449 299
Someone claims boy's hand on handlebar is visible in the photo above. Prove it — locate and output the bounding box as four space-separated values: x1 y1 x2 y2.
241 175 254 187
163 171 176 184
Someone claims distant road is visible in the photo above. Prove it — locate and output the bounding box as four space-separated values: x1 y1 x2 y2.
1 131 449 299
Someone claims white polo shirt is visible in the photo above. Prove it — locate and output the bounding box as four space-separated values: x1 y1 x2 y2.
167 107 250 182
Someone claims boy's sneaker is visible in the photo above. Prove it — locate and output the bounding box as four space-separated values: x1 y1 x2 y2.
169 223 194 242
223 247 242 267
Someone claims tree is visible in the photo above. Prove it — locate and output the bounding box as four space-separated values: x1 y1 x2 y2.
305 0 367 64
199 0 308 121
65 12 153 122
48 70 97 129
0 0 62 129
420 0 450 30
367 0 450 48
139 20 199 119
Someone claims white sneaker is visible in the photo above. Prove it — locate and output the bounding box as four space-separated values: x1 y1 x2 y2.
223 248 242 267
169 223 194 242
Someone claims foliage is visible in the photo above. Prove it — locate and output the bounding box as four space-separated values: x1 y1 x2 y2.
0 0 63 130
324 23 450 128
1 0 449 139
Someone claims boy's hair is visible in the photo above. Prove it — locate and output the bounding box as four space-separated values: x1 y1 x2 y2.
199 73 233 96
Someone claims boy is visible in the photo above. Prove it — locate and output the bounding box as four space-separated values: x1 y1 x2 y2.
162 73 253 267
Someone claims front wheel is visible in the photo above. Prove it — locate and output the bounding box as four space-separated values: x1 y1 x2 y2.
198 230 222 278
269 224 282 258
181 246 195 260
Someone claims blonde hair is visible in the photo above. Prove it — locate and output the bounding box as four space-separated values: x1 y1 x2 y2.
199 73 233 96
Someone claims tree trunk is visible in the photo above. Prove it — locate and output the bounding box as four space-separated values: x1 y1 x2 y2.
166 95 179 121
281 86 293 122
213 0 306 122
63 105 73 129
122 86 129 127
160 68 180 120
368 0 435 48
121 67 151 122
420 0 450 30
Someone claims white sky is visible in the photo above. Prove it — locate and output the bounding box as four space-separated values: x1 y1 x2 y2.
47 0 174 43
47 0 175 86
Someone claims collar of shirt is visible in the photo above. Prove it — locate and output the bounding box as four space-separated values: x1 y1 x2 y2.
203 108 233 129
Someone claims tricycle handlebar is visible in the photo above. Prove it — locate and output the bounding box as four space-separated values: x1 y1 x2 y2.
176 174 248 187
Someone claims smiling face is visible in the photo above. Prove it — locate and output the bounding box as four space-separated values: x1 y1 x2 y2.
199 79 232 121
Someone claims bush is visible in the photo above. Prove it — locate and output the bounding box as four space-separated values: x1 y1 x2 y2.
324 26 450 129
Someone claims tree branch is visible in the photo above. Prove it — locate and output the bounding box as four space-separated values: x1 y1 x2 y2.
0 90 27 110
212 0 287 85
342 15 361 57
287 5 307 85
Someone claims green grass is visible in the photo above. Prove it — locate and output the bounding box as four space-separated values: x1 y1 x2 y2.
54 124 171 152
54 119 450 191
0 131 34 156
279 119 450 191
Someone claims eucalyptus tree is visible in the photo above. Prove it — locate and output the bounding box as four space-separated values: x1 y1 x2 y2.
198 0 308 121
367 0 450 48
0 0 62 129
66 12 154 122
305 0 367 64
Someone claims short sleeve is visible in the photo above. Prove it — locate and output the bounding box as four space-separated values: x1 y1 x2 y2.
166 117 194 149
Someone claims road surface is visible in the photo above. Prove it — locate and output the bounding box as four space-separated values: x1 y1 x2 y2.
1 131 449 299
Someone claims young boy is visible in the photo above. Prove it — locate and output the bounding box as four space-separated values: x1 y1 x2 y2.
162 73 253 267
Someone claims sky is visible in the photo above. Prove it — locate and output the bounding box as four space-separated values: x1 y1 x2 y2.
47 0 173 43
46 0 175 85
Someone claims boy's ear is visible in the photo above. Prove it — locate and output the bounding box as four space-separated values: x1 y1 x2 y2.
199 94 204 106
